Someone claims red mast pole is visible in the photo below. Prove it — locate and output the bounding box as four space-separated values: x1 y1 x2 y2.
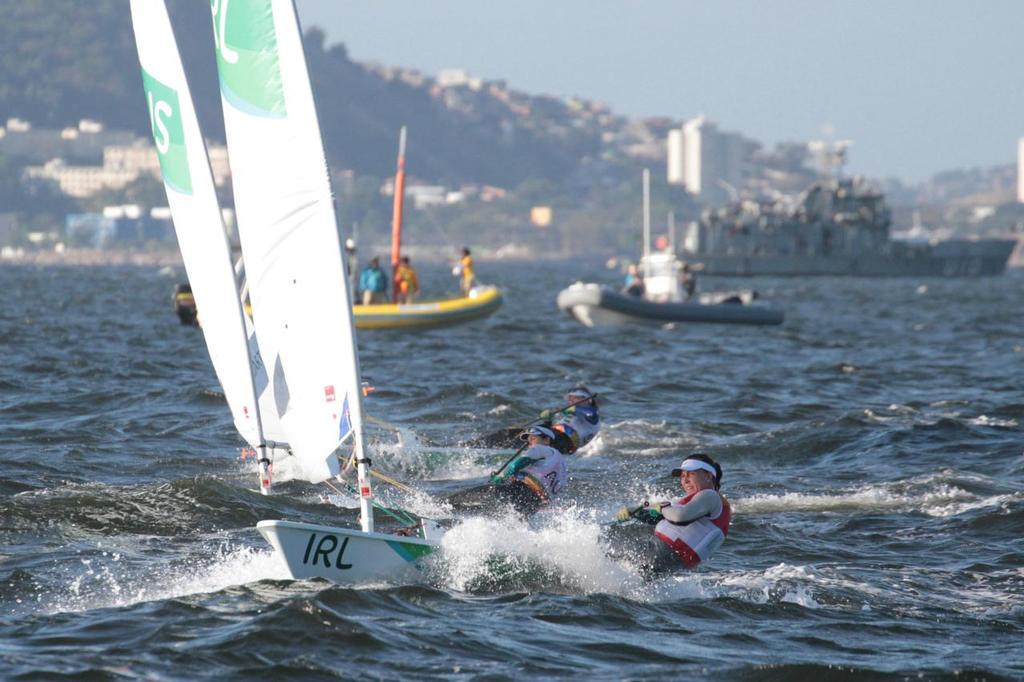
390 126 407 302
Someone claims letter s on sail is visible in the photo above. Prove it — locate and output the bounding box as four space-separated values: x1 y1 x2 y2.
211 0 239 64
147 91 172 155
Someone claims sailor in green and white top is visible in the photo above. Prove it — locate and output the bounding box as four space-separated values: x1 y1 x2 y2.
490 425 568 516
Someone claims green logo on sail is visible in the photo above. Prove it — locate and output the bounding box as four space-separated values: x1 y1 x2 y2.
211 0 287 118
141 69 193 195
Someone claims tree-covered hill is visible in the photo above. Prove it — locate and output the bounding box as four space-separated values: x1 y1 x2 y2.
0 2 614 189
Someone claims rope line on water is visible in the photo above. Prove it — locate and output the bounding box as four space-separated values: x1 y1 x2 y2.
366 414 404 432
370 469 422 497
322 478 419 527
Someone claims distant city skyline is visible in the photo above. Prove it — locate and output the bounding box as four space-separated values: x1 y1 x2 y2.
296 0 1024 184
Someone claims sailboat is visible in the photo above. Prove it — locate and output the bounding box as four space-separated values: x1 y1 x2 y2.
131 0 441 584
130 0 286 495
352 127 503 330
557 169 785 328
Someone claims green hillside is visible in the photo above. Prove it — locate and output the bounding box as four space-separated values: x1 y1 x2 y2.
0 2 609 189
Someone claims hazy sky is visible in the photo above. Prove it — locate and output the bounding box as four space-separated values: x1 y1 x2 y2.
296 1 1022 183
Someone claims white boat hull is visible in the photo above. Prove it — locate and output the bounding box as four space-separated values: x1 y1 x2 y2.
257 519 440 584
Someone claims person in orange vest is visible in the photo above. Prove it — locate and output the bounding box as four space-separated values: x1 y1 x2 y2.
394 256 420 303
614 453 731 574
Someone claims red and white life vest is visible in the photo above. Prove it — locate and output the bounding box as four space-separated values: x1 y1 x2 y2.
654 491 731 568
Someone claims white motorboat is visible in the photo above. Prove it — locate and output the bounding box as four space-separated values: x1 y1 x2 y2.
558 170 784 328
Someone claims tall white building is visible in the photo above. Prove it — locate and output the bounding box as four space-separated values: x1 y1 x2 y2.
1018 138 1024 203
666 128 684 185
673 116 755 207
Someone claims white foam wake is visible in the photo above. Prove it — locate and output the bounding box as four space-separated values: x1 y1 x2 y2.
37 541 289 616
737 471 1021 518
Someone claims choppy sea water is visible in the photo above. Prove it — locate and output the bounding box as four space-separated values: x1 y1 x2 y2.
1 260 1022 680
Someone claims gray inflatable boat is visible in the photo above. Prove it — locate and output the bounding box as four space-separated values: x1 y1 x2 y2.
557 283 785 328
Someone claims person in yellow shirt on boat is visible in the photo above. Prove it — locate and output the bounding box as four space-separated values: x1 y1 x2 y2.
394 256 420 303
453 247 476 295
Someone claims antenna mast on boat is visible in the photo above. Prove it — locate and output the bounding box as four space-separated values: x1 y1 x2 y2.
642 168 651 276
390 126 407 302
808 138 851 181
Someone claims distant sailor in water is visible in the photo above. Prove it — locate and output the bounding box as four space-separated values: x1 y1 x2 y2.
613 453 731 574
487 425 567 516
542 385 601 455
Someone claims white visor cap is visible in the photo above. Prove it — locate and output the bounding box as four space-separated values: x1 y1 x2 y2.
671 458 717 479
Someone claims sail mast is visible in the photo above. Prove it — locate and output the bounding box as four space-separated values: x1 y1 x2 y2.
390 126 407 302
129 0 272 494
642 168 651 277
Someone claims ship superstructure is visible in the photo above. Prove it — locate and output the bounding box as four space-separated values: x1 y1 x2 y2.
682 142 1015 277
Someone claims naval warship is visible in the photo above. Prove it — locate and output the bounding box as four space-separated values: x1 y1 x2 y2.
684 178 1016 277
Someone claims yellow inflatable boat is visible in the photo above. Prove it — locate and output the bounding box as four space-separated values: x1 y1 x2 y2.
353 285 502 329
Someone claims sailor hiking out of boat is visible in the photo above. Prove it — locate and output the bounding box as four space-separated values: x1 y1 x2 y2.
488 425 567 516
613 453 731 574
460 386 600 452
541 385 601 454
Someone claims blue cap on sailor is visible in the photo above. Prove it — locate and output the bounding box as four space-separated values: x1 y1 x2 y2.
567 385 592 400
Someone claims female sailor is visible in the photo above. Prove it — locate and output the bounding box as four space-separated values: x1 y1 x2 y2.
460 385 600 451
543 385 600 454
614 453 731 574
489 425 568 516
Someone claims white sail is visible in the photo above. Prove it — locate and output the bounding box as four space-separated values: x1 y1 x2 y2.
211 0 366 489
129 1 267 455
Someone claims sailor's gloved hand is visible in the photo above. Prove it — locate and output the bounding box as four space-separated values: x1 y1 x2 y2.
539 409 552 420
489 470 510 485
636 499 668 524
615 506 634 522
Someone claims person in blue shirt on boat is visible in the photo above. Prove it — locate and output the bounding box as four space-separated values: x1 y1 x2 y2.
489 425 568 516
623 263 644 297
359 256 389 305
541 385 601 455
